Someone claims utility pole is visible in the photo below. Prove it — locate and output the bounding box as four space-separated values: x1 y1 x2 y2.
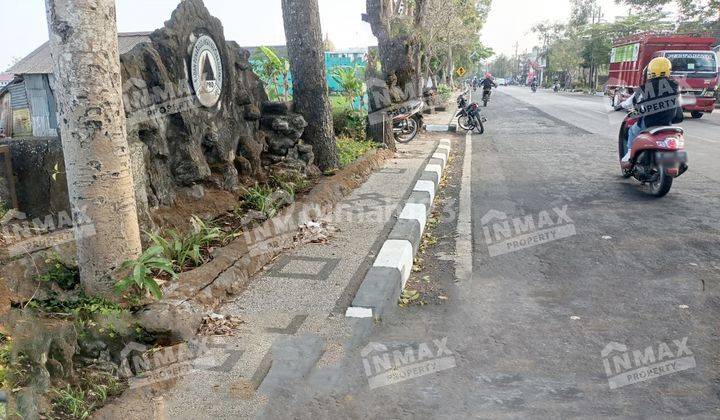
589 5 604 91
514 41 519 81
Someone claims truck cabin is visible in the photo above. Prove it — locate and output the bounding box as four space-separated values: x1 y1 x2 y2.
655 51 718 80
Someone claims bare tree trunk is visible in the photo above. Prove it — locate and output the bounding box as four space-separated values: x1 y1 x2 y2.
364 53 395 150
281 0 339 171
365 0 413 89
45 0 142 296
448 45 455 87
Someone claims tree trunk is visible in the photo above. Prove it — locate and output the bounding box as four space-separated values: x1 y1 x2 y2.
281 0 339 171
45 0 142 296
364 0 424 97
448 45 455 87
364 53 395 150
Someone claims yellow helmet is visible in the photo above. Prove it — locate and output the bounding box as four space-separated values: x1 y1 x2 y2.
648 57 672 79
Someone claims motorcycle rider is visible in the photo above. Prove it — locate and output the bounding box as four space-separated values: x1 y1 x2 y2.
480 72 497 99
620 57 681 162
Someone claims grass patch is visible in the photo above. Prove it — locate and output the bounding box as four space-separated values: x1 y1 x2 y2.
336 137 377 167
51 369 125 420
36 253 80 291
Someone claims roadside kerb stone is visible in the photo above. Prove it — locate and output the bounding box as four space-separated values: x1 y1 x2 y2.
346 139 452 319
134 148 394 339
388 219 422 255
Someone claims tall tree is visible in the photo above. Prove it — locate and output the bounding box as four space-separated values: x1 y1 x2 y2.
281 0 340 171
45 0 142 296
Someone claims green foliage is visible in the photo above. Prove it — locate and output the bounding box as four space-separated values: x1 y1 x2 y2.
269 172 311 198
331 95 367 140
242 184 283 219
115 246 176 300
437 84 452 103
519 4 676 87
253 46 291 101
0 204 7 220
0 333 10 387
51 369 124 420
336 137 377 167
331 65 365 110
145 216 225 273
36 253 80 291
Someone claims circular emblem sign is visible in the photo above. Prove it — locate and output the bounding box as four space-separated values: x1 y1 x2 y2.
191 35 223 108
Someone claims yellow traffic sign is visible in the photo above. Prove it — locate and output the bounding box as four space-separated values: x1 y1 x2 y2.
456 67 466 77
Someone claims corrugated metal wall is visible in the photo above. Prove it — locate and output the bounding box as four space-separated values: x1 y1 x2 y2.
8 82 28 109
25 74 57 137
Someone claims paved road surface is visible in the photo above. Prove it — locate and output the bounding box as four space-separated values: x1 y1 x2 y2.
260 88 720 418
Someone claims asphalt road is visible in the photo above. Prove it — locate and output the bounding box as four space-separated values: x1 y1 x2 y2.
260 89 720 418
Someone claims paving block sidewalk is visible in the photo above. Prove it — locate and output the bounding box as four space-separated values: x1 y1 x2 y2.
99 104 460 420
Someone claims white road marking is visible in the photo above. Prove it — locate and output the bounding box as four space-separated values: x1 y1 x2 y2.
455 130 473 283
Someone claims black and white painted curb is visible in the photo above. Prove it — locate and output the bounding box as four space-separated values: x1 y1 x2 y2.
346 139 452 319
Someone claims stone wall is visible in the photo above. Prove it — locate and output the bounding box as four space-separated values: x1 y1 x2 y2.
3 0 314 224
0 137 69 219
120 0 313 210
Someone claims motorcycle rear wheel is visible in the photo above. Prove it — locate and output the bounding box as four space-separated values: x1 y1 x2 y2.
458 115 471 130
472 116 484 134
649 169 673 197
395 117 419 143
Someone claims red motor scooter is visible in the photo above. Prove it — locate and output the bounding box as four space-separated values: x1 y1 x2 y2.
618 112 688 197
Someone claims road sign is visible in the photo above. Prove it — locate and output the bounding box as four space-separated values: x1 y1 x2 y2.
456 67 466 77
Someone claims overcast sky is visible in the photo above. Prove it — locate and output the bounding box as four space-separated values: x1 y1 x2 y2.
1 0 636 72
482 0 633 58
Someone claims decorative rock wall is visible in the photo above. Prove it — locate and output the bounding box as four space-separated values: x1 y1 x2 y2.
120 0 314 209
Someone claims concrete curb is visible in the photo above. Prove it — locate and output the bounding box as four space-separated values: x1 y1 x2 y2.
345 138 452 319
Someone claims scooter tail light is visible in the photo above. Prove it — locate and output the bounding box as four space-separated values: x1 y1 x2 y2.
656 137 683 149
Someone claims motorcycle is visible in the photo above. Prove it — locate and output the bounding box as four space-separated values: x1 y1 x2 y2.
391 100 425 143
455 92 485 134
618 111 688 197
531 83 538 93
482 89 491 107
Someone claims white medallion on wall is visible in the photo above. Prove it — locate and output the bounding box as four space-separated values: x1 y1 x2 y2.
191 35 223 108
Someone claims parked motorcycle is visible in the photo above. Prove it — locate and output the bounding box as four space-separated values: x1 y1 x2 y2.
618 111 688 197
455 92 485 134
392 100 425 143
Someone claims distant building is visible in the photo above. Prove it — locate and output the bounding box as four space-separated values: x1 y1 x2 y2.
0 32 150 138
245 45 371 93
0 74 12 89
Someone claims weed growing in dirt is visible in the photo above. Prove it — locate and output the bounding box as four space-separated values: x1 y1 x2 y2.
115 246 176 299
51 369 124 420
241 184 283 219
336 137 377 167
35 253 80 291
146 216 225 272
